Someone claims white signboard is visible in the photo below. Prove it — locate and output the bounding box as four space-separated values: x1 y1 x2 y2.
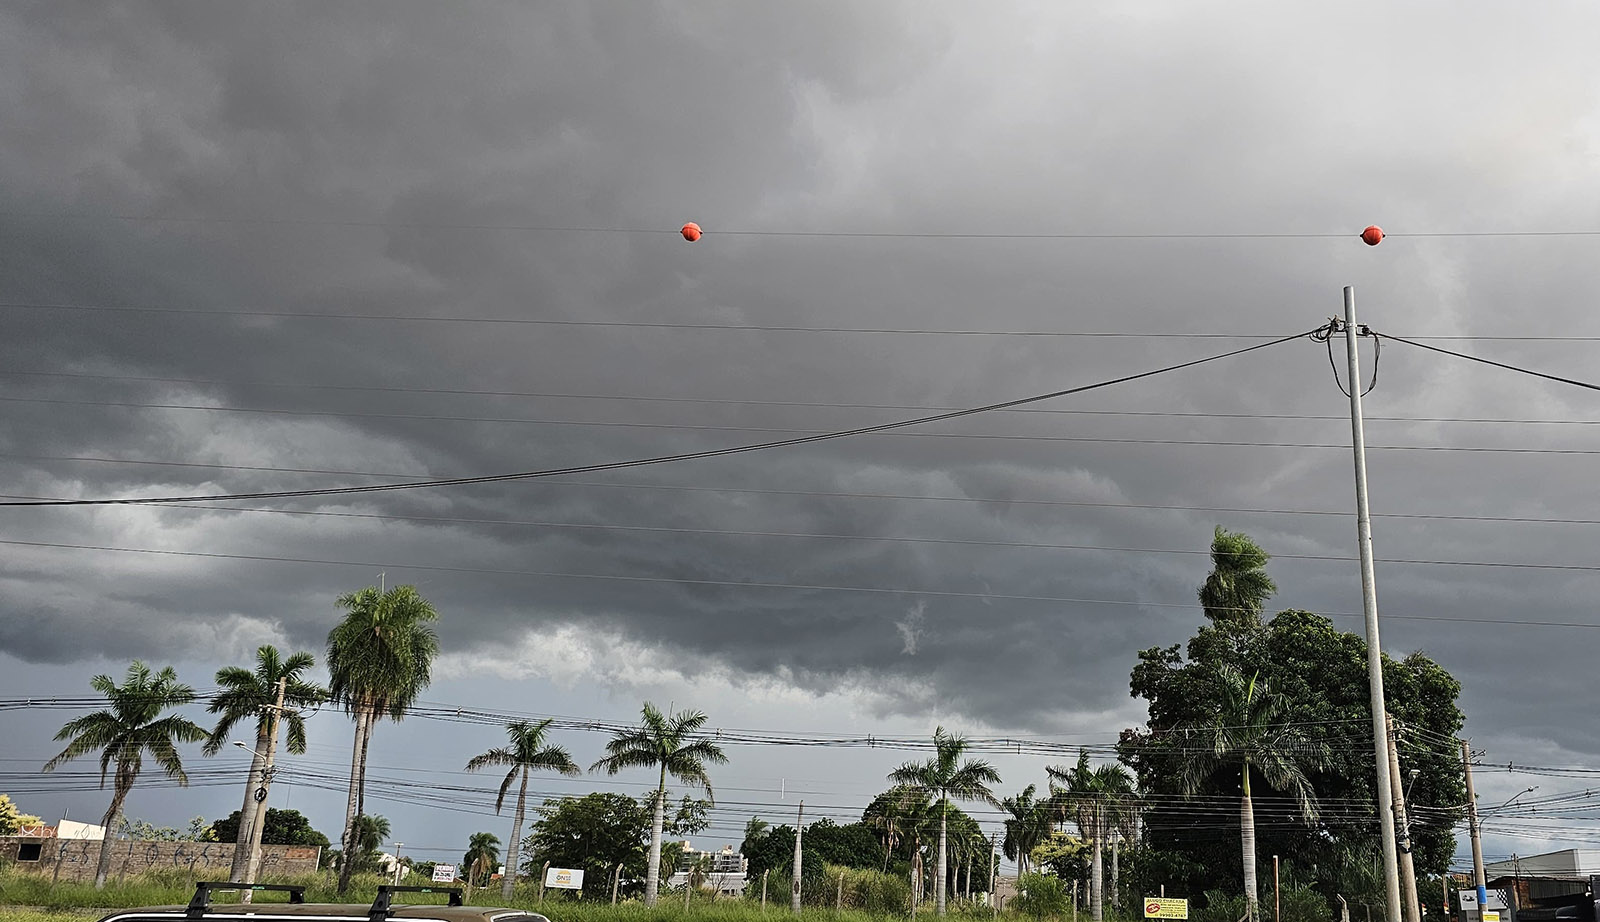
545 867 585 890
432 864 457 883
1459 891 1478 911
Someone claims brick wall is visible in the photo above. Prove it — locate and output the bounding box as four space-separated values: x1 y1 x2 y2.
0 837 321 882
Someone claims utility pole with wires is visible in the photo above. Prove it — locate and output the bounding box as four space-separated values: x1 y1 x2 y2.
1332 287 1403 922
1462 742 1488 922
240 678 288 904
1386 716 1421 922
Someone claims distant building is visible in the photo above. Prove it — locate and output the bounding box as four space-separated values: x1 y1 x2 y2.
665 842 748 897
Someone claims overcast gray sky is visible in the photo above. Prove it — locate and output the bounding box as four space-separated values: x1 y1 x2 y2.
4 0 1600 872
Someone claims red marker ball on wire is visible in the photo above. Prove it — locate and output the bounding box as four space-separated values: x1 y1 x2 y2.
681 222 702 242
1360 225 1384 246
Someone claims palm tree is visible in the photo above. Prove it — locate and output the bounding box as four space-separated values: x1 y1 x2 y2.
462 831 501 893
1199 527 1277 627
591 703 728 907
888 727 1002 917
354 813 391 871
326 584 441 893
1180 666 1323 922
204 644 327 879
465 719 581 900
1001 784 1051 878
740 817 771 859
42 662 208 888
1049 751 1135 922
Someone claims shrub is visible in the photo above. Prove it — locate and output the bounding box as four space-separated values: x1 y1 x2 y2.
1013 872 1071 919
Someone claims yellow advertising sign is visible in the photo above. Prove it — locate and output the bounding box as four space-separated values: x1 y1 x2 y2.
1483 913 1500 922
1144 898 1189 919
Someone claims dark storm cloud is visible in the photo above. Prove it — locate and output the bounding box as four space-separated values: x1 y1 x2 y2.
5 0 1600 794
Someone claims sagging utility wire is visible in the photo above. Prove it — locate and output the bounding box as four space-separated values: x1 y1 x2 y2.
0 326 1327 508
1372 330 1600 393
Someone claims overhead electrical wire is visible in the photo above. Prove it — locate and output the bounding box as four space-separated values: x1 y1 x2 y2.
13 210 1600 239
1374 330 1600 393
5 500 1597 573
0 537 1595 630
9 298 1600 343
12 391 1600 429
0 327 1321 507
10 482 1593 528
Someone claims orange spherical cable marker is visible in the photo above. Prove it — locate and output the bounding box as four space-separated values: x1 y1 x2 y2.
681 222 702 241
1360 225 1384 246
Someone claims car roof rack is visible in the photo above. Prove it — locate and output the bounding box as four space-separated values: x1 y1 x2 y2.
369 885 464 920
188 882 307 916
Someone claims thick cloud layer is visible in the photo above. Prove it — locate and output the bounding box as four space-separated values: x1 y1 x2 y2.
4 2 1600 857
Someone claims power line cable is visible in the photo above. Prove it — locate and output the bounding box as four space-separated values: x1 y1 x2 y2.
4 501 1593 572
2 536 1597 629
9 482 1592 528
12 391 1600 429
15 211 1600 239
1374 331 1600 393
0 328 1322 507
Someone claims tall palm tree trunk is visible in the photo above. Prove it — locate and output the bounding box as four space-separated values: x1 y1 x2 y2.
644 771 666 907
936 801 949 916
338 705 370 894
501 770 528 900
1240 768 1259 922
93 781 131 889
230 724 271 880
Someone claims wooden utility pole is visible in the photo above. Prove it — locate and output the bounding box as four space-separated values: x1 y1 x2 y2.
837 871 845 911
1273 855 1281 922
762 869 769 909
612 863 622 904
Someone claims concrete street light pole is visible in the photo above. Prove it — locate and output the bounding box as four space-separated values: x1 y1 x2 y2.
1342 287 1403 922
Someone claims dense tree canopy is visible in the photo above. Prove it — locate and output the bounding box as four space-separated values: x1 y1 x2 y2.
209 808 331 847
1120 530 1466 910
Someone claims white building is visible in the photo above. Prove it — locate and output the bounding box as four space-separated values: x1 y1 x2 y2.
665 843 748 897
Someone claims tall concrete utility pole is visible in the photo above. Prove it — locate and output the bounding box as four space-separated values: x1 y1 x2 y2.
1385 716 1420 922
241 678 288 903
1342 287 1403 922
1462 741 1487 922
792 802 804 914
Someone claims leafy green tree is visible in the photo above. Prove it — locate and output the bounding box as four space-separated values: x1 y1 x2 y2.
42 661 208 889
888 727 1002 916
591 703 728 907
1050 752 1136 922
205 644 326 879
0 794 41 835
466 719 581 900
1031 831 1089 882
1122 530 1466 909
210 808 331 847
326 584 440 893
522 792 651 899
463 831 500 887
